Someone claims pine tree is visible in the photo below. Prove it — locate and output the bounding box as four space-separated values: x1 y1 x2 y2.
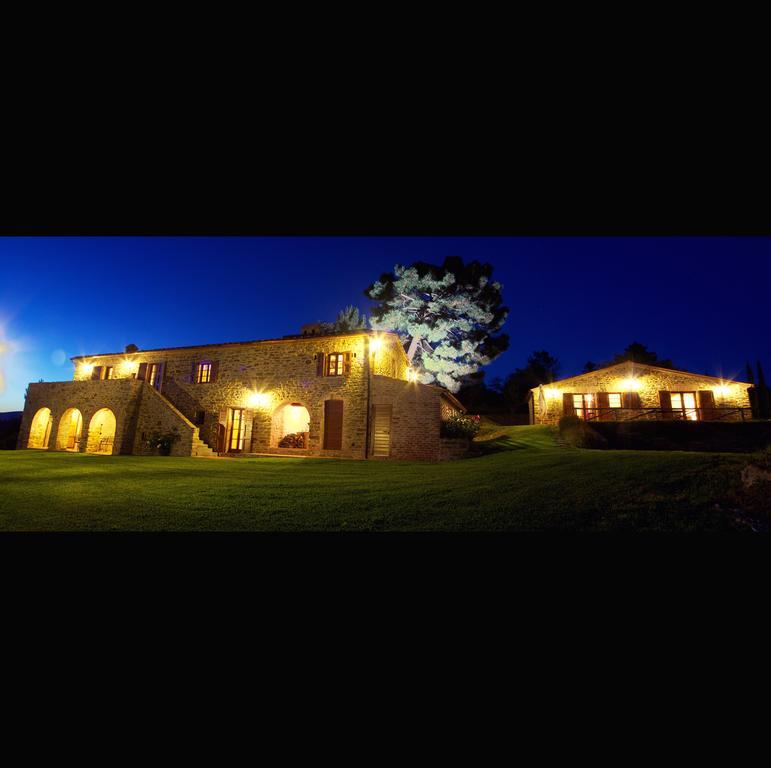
746 362 755 385
746 361 758 418
365 257 509 393
333 305 367 332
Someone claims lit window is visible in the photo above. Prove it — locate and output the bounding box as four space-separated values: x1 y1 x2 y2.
327 353 344 376
608 393 622 408
670 391 698 421
197 362 212 383
104 366 114 380
147 363 158 386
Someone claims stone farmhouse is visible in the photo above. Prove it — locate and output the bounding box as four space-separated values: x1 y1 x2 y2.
18 328 466 461
530 361 753 425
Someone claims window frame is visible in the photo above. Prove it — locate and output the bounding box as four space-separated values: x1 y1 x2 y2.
669 391 699 421
196 361 212 384
326 352 344 377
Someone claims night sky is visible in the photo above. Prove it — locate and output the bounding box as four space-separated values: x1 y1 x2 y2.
1 237 769 411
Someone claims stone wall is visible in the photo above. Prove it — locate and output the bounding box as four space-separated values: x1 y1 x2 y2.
16 379 196 456
371 375 444 460
65 331 407 458
531 362 753 425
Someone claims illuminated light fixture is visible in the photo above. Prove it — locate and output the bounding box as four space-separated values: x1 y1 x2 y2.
119 359 136 375
545 388 560 400
407 368 418 383
714 384 731 397
369 336 383 353
621 378 641 392
247 391 272 409
80 363 94 376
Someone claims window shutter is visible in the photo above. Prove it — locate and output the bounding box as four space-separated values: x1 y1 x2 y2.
91 366 102 380
317 352 325 377
344 352 352 375
137 362 148 381
623 392 641 410
659 391 673 419
157 361 166 391
698 390 715 420
323 400 343 450
242 410 253 452
597 392 609 408
191 361 198 384
210 360 219 383
562 392 573 416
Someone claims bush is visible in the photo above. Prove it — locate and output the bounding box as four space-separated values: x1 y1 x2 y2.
145 429 181 456
441 414 481 439
558 415 607 449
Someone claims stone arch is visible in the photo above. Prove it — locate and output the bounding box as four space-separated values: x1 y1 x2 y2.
55 408 84 451
27 407 53 449
270 401 311 448
86 407 117 454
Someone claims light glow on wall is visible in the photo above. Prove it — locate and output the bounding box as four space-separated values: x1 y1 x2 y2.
119 359 136 376
714 384 731 397
545 388 560 400
370 336 383 354
620 378 641 392
407 367 418 383
80 362 94 377
246 391 272 409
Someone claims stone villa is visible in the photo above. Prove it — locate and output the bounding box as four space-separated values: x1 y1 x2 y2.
529 361 753 425
18 328 466 461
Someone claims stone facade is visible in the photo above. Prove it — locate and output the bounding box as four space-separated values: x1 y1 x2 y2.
530 362 753 425
18 330 465 461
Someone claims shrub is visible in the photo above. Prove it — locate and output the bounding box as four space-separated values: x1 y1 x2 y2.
145 429 181 456
558 414 607 449
441 414 481 439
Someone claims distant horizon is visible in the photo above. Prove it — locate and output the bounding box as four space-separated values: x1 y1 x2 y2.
2 236 769 410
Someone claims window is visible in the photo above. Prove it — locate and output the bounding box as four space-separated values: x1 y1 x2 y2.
197 362 212 383
572 393 595 420
147 363 158 386
327 353 344 376
104 366 114 380
607 393 622 408
670 391 698 421
227 407 245 451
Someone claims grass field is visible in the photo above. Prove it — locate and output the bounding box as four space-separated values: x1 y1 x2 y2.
0 424 758 531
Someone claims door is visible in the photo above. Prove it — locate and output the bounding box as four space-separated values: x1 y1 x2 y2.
226 407 245 452
323 400 344 450
372 405 392 458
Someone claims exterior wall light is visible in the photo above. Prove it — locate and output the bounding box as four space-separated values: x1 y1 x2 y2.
714 384 731 397
369 337 383 354
80 363 94 376
545 388 560 399
407 368 418 383
621 378 641 392
247 391 272 409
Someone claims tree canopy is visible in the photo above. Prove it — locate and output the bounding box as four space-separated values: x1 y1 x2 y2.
365 256 509 392
333 305 367 332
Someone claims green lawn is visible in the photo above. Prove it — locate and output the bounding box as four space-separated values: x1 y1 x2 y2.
0 425 755 531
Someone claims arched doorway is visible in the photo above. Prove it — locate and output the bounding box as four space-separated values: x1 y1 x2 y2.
27 407 53 449
56 408 83 451
271 402 311 448
86 408 117 454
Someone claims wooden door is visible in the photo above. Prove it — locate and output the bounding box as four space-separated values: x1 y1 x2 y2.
372 405 392 458
226 408 245 452
323 400 343 450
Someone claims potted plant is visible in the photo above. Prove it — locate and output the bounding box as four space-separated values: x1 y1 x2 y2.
145 429 181 456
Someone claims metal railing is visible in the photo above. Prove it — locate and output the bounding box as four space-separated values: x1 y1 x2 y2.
582 407 753 423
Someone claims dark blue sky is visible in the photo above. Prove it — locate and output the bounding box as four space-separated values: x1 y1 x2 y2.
1 237 769 410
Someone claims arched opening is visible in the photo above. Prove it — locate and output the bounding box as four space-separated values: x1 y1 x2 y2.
271 402 310 448
56 408 84 451
86 408 117 454
27 407 53 449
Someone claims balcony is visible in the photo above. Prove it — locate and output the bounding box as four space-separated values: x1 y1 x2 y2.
581 407 753 423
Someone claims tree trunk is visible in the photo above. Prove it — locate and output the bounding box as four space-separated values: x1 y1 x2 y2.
406 335 421 363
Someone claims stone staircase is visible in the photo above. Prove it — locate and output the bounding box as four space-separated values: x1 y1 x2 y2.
191 434 217 458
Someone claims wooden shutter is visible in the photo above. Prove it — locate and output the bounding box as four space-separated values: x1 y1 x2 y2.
157 361 166 392
316 352 325 377
137 362 148 381
91 366 103 380
323 400 343 450
659 391 673 419
343 352 352 375
698 390 715 421
372 405 392 457
191 361 198 384
596 392 609 421
623 392 641 410
242 410 253 452
210 360 219 383
562 392 574 416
